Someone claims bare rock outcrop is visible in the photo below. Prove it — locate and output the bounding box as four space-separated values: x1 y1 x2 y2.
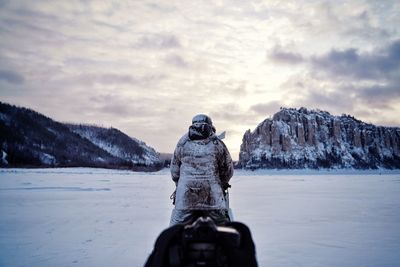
238 108 400 169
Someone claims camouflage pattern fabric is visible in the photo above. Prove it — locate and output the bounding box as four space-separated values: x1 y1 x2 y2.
171 133 233 211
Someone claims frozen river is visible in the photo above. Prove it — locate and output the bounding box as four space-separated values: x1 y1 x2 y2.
1 168 400 267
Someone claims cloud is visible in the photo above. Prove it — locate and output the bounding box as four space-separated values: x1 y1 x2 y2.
1 0 399 157
134 33 182 50
357 83 400 107
0 15 65 42
97 102 131 116
306 40 400 111
0 69 24 84
90 94 158 117
67 73 167 86
278 1 395 44
164 54 188 68
145 2 176 13
343 10 390 40
361 84 400 99
209 103 256 125
209 103 242 121
250 101 282 116
91 19 126 33
209 101 283 129
276 39 400 120
311 39 400 80
232 82 247 96
267 45 305 64
302 87 355 111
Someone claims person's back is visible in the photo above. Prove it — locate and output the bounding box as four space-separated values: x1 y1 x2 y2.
170 114 234 225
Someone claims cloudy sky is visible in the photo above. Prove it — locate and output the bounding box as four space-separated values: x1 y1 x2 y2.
1 0 399 159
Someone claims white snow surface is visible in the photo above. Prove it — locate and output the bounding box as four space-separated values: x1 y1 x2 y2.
1 168 400 267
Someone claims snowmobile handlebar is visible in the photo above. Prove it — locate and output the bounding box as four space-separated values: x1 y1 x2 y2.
222 182 231 190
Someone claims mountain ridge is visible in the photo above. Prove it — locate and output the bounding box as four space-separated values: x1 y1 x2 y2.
0 102 162 170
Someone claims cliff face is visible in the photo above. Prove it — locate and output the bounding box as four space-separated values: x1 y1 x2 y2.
238 108 400 169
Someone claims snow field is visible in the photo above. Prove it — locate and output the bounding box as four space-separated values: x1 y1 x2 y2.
231 170 400 266
1 168 400 267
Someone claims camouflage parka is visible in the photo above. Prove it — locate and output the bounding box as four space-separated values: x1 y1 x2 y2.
170 133 234 210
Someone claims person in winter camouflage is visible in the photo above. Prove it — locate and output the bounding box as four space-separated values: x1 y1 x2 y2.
169 114 234 225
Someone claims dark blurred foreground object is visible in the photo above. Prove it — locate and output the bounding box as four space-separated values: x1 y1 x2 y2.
144 217 258 267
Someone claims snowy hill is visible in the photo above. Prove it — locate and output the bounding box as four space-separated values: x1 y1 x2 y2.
66 124 160 166
238 107 400 169
159 153 173 167
0 102 162 170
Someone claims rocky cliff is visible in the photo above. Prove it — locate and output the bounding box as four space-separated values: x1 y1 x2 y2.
238 108 400 169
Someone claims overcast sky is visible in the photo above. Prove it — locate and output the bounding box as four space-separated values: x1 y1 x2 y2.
1 0 399 159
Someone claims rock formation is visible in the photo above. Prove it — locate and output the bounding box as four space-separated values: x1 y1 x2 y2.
238 108 400 169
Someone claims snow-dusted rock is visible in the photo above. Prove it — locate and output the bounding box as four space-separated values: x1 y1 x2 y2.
67 124 161 167
1 150 8 165
238 108 400 169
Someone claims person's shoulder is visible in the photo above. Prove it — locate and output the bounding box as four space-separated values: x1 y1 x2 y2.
176 133 190 147
210 134 228 148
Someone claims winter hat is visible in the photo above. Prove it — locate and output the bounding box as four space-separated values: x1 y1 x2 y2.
189 114 214 140
192 114 213 126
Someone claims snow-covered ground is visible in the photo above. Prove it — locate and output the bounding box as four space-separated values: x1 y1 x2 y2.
1 168 400 267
